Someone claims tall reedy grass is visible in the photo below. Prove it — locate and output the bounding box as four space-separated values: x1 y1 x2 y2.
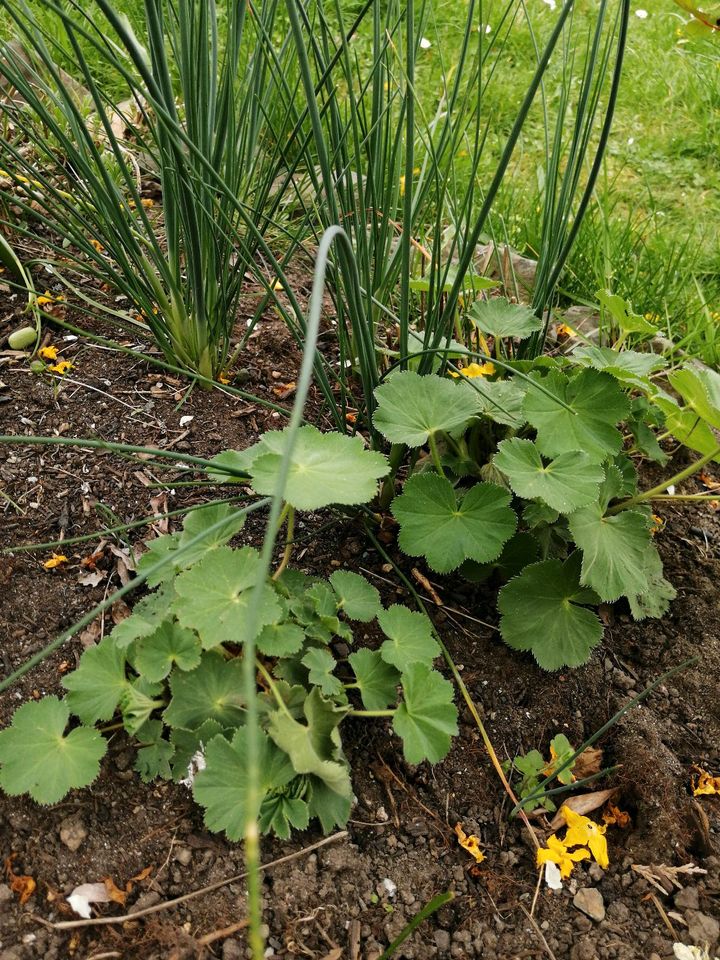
0 0 297 380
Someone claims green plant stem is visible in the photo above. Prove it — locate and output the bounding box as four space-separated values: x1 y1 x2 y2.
379 442 407 509
255 660 294 720
347 709 395 718
651 494 720 502
607 445 720 515
427 432 445 476
272 506 295 581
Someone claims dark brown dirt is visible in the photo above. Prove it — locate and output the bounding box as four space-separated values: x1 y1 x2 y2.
1 291 719 960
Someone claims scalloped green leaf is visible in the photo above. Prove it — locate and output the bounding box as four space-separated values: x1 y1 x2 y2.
470 378 527 427
120 677 165 735
170 719 226 782
301 648 344 698
0 697 106 804
134 721 174 782
259 791 310 840
110 582 176 647
193 728 296 840
460 531 540 583
174 546 280 648
568 505 651 602
596 289 658 338
494 438 604 514
133 621 201 682
498 557 603 670
571 345 665 379
164 653 245 729
627 545 676 621
256 621 305 657
469 298 542 339
348 649 400 711
373 371 481 447
267 688 351 798
391 474 516 573
63 636 128 725
307 775 353 832
377 605 440 669
330 571 381 622
249 425 388 510
393 664 458 764
523 369 629 461
669 366 720 431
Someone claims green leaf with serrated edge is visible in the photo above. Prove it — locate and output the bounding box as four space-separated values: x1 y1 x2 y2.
597 465 624 512
627 545 676 621
63 636 128 724
164 653 245 729
258 681 307 721
460 532 539 583
470 378 527 428
549 733 576 785
494 438 604 514
174 546 280 648
306 581 339 618
348 649 400 711
330 571 381 622
111 582 176 648
136 535 182 587
273 655 310 688
568 504 651 602
596 289 658 337
393 664 458 765
135 737 174 782
373 371 481 447
498 557 603 670
193 729 296 840
259 793 310 840
170 719 225 782
0 697 106 804
303 582 353 642
250 425 388 510
301 648 344 698
205 447 258 483
307 775 353 832
133 621 201 682
571 345 665 379
523 500 559 528
523 369 629 461
658 400 720 461
377 605 440 669
175 503 247 569
513 750 545 779
669 367 720 431
392 474 516 573
120 677 165 735
256 621 305 657
468 298 542 339
612 455 639 496
267 688 351 797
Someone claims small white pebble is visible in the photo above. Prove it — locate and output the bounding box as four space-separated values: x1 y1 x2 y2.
420 37 432 49
635 9 648 18
382 878 398 898
179 415 194 427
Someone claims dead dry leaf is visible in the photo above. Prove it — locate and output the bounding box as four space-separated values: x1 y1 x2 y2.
4 854 36 905
78 570 105 587
573 745 603 779
631 862 707 896
454 823 485 864
111 599 132 625
549 789 618 831
103 877 127 906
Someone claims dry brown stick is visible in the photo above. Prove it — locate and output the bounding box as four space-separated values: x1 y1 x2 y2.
519 904 557 960
31 831 348 931
197 918 250 946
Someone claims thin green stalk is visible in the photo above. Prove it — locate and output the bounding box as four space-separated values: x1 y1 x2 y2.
347 709 395 718
427 432 445 476
607 445 720 515
377 892 454 960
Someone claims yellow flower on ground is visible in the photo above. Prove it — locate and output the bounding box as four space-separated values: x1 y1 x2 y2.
455 823 486 864
43 553 69 569
561 805 609 869
37 292 56 307
449 361 496 379
49 360 74 375
90 239 105 253
602 803 631 828
536 834 589 878
692 767 720 796
556 323 576 338
217 372 231 385
38 345 59 361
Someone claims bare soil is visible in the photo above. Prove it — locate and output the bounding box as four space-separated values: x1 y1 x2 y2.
1 291 719 960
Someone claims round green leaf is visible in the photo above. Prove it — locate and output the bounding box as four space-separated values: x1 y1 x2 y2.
373 371 481 446
0 697 106 805
256 621 305 657
330 570 381 622
523 369 629 462
391 474 517 573
63 636 128 724
301 647 344 698
249 425 389 510
174 546 281 648
469 298 542 339
164 652 246 729
568 504 651 602
494 438 604 514
133 621 201 682
377 605 440 669
498 557 603 670
348 649 400 711
393 664 458 764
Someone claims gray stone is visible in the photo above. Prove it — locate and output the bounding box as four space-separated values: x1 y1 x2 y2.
221 941 243 960
675 886 700 911
433 929 451 953
573 887 606 923
0 883 13 903
58 816 87 852
686 910 720 947
174 847 193 867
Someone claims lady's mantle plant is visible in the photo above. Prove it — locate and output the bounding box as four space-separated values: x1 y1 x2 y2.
0 427 458 839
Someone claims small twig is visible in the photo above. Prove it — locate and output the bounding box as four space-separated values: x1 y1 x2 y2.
197 918 250 946
519 904 557 960
31 831 348 930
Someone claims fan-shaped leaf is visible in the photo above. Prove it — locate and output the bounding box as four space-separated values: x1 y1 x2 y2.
164 653 245 729
568 505 651 602
348 649 400 711
330 571 381 622
393 664 458 764
469 298 542 339
377 605 440 669
63 636 128 724
373 371 480 446
133 621 201 681
494 438 603 513
391 474 516 573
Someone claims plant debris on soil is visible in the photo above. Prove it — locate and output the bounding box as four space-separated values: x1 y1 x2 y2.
1 289 719 960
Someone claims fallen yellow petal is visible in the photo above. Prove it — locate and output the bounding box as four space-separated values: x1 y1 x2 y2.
38 345 59 361
48 360 74 375
692 767 720 796
455 823 485 864
536 834 589 879
602 803 631 828
450 361 496 379
561 805 609 870
43 553 69 569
